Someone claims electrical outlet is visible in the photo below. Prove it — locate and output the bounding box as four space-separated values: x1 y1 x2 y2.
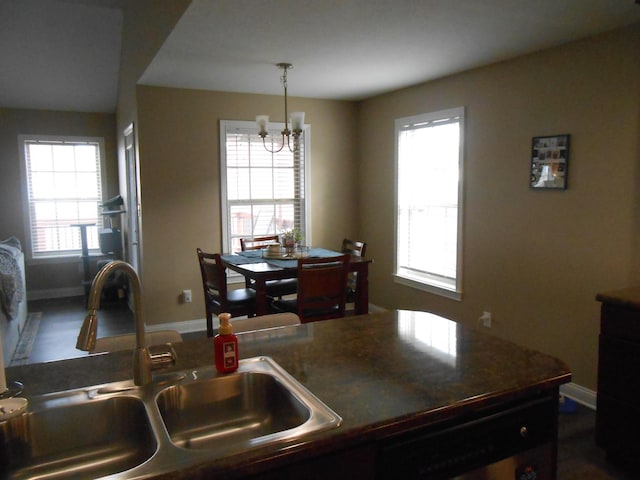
479 311 492 328
183 289 192 303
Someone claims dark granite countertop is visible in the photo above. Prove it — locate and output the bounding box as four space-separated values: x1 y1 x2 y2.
5 309 571 478
596 286 640 310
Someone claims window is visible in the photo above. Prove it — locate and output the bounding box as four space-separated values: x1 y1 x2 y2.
19 135 106 261
394 107 464 300
220 120 310 254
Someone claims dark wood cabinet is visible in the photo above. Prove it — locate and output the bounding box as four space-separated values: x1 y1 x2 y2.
596 288 640 465
249 393 559 480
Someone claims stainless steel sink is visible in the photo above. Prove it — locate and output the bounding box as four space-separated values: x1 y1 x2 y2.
0 395 156 480
0 357 341 479
157 358 335 454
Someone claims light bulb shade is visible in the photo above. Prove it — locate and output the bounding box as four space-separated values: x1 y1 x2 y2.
290 111 305 132
256 115 269 136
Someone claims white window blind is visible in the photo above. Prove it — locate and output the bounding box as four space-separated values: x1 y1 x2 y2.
220 121 308 253
394 107 464 299
20 136 105 260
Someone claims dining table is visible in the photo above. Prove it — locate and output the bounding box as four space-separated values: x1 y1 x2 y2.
221 247 372 316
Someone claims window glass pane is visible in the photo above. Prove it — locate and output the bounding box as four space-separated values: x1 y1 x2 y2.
55 172 79 198
221 121 307 255
250 168 274 199
52 145 76 171
75 145 98 171
31 172 55 199
274 168 294 198
33 202 56 221
251 205 277 234
398 123 459 279
275 203 295 231
229 205 252 236
22 137 104 258
77 201 98 221
56 201 79 222
395 108 464 298
77 172 99 197
29 145 53 171
251 148 273 167
227 167 250 200
273 149 293 167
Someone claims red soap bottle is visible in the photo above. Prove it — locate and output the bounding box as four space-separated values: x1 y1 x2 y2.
214 313 238 373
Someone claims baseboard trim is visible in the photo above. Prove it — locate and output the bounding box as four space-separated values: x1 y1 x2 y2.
560 382 597 410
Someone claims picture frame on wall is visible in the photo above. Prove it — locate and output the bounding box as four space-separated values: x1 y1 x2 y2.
530 134 570 190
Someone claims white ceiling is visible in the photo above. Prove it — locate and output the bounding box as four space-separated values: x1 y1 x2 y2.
141 0 640 101
0 0 123 113
2 0 640 113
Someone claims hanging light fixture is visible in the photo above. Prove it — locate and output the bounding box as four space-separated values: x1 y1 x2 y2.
256 63 305 153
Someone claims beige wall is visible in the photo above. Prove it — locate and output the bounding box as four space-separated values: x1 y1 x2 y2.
135 86 358 328
115 0 191 256
117 0 190 128
0 2 189 297
4 4 635 393
0 108 117 294
357 24 640 390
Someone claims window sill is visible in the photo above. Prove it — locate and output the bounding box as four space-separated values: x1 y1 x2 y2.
393 274 462 301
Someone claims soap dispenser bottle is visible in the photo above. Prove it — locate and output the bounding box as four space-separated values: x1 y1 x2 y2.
214 313 238 373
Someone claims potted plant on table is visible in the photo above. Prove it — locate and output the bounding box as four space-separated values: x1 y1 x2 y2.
281 228 304 256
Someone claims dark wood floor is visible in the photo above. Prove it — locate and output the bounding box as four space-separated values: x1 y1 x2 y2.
26 296 135 363
19 297 639 479
557 403 636 480
26 296 205 364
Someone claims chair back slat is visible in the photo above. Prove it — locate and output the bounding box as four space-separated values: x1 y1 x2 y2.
240 235 280 251
296 254 350 322
196 248 256 337
197 249 227 298
341 238 366 257
341 238 367 293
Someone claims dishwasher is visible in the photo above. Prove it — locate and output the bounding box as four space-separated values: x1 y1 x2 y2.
377 395 557 479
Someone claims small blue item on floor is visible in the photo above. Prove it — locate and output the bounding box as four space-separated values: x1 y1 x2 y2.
559 395 578 413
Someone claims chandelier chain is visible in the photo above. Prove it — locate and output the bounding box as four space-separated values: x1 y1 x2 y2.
258 63 302 154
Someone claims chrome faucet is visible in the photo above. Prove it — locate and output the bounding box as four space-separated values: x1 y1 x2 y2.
76 260 153 386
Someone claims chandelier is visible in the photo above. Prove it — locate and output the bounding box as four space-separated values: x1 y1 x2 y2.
256 63 305 153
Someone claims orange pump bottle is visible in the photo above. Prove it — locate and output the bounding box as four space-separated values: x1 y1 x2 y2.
214 313 238 373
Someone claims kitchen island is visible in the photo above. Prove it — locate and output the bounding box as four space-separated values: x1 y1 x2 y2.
5 309 571 479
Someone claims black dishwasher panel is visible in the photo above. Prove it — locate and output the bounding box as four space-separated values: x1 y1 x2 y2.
377 396 557 479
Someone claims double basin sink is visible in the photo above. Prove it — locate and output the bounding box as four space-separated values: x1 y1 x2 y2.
0 357 342 479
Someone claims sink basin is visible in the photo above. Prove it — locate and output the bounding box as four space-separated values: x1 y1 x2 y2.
0 395 156 480
0 357 340 479
157 371 310 450
156 357 341 455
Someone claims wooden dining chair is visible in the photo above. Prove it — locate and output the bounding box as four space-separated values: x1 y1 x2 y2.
341 238 367 258
341 238 367 303
272 255 350 323
197 248 256 337
240 235 298 298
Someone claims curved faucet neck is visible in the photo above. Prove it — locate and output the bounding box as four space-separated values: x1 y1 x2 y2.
78 260 151 386
86 260 144 350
